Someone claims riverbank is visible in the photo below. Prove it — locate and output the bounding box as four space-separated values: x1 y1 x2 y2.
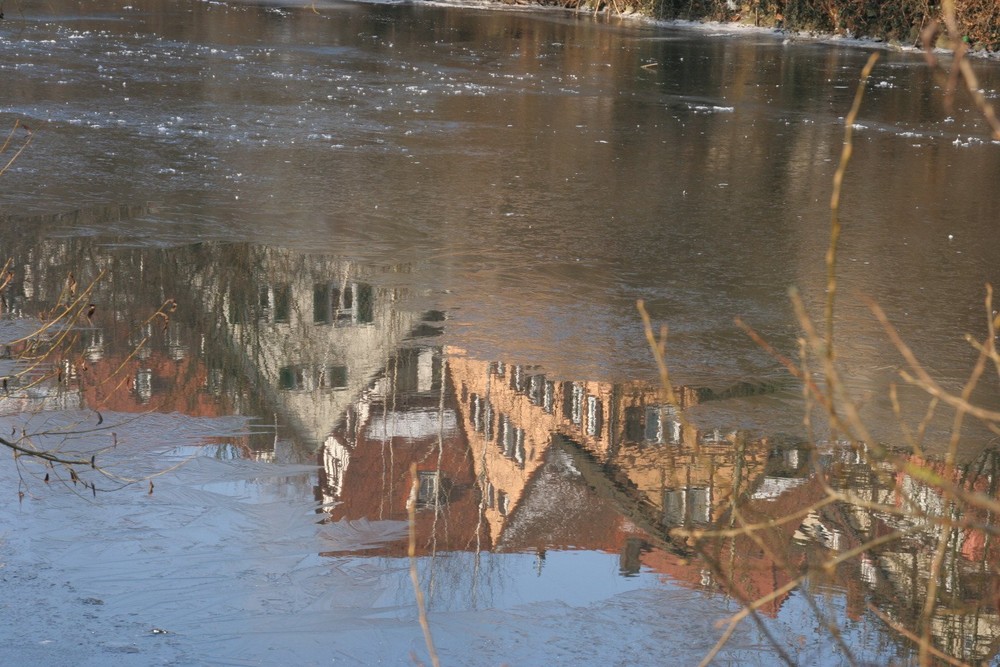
453 0 999 54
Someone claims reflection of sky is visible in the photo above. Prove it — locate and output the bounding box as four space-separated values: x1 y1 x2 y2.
0 408 913 667
352 550 668 614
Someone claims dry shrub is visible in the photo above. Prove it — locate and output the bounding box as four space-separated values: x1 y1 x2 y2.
643 4 1000 664
634 0 1000 52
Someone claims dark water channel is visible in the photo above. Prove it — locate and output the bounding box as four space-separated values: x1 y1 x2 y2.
2 1 1000 665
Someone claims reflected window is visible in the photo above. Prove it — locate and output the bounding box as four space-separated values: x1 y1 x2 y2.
497 415 526 468
784 448 801 469
497 490 510 517
273 285 288 321
395 347 441 394
644 405 680 445
166 323 187 361
319 365 348 390
258 286 271 317
620 538 646 577
664 405 680 444
663 487 712 527
663 489 685 526
586 396 602 437
470 394 482 432
314 282 374 325
84 330 104 363
260 284 292 323
484 402 495 441
499 414 512 455
314 283 351 323
514 428 525 467
644 406 663 443
228 290 246 325
689 487 711 523
416 347 436 393
528 374 543 405
417 471 441 509
206 367 224 397
625 406 643 442
543 380 555 414
562 382 584 425
278 365 309 391
701 429 723 444
511 365 525 393
135 368 153 403
483 481 495 509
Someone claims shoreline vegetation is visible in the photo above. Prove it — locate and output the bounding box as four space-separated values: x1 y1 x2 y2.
492 0 1000 54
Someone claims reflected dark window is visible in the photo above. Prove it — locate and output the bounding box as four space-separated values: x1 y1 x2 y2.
319 365 348 390
313 284 331 323
355 283 374 323
620 538 647 577
313 282 374 325
543 380 555 414
258 286 270 314
313 283 350 323
258 284 292 323
395 347 441 394
663 490 685 526
278 365 308 390
273 285 291 322
625 406 643 442
228 289 246 324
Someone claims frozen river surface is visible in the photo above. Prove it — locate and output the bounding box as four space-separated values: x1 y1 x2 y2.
2 0 1000 664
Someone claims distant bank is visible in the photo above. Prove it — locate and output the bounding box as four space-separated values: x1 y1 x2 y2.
511 0 998 54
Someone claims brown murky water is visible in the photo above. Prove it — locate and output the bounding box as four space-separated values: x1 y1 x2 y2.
2 1 1000 665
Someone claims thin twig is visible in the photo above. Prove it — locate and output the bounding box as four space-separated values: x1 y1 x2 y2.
408 463 441 667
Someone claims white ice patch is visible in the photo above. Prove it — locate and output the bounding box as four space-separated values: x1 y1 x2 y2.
688 103 734 114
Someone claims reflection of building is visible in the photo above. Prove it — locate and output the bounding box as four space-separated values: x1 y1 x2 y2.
193 246 424 451
842 452 1000 662
446 346 844 618
447 346 781 551
317 343 487 556
2 240 430 463
5 231 1000 664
